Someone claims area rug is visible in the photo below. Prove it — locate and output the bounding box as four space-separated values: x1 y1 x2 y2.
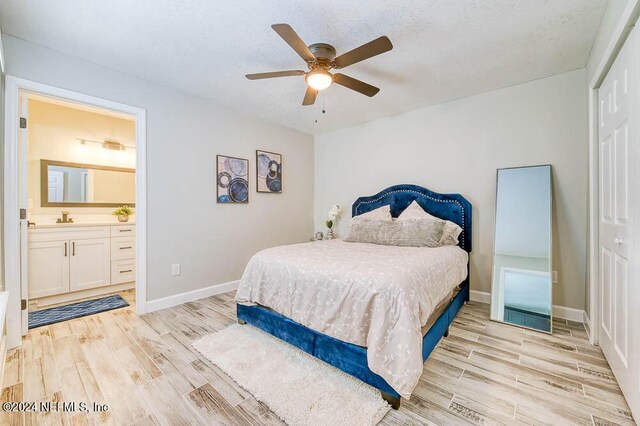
28 294 129 329
192 324 390 426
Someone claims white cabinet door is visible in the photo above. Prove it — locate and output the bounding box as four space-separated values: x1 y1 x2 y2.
69 238 111 292
598 27 639 417
28 241 70 299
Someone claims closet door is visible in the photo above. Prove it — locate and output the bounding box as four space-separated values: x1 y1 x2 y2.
69 238 111 292
598 27 639 416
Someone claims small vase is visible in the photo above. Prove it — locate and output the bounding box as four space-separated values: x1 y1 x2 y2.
117 215 129 223
326 228 334 239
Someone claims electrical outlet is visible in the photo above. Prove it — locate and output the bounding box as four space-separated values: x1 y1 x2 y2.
171 263 181 276
552 270 558 284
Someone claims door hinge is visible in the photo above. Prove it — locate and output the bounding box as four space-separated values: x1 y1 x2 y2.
19 117 27 129
20 208 27 220
21 299 27 310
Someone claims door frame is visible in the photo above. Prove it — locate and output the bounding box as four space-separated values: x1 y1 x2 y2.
588 2 640 345
3 76 148 349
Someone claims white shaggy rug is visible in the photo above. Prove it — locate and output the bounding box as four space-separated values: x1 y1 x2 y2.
192 324 390 426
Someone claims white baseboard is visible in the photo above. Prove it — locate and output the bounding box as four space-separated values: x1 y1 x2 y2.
469 290 491 304
583 311 592 339
146 280 239 313
552 305 585 323
468 289 586 323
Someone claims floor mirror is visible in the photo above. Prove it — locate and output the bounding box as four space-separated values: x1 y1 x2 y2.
490 165 553 333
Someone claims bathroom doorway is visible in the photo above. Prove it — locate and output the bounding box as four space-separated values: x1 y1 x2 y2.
4 77 147 349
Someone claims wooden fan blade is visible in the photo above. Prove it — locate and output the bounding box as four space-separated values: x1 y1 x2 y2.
272 24 316 63
302 86 318 105
245 70 306 80
333 73 380 97
333 36 393 69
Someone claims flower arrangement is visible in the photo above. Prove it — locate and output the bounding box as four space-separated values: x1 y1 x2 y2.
113 205 134 222
328 205 341 221
325 205 341 239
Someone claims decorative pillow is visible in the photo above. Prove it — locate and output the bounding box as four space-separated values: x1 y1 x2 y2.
441 221 463 246
344 217 444 247
397 201 463 246
358 204 393 221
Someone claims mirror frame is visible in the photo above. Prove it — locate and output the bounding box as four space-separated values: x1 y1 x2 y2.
40 159 136 207
490 164 553 334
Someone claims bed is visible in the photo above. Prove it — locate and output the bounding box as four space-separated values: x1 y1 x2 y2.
235 184 472 409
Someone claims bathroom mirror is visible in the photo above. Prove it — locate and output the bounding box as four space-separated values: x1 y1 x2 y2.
41 159 135 207
490 165 552 333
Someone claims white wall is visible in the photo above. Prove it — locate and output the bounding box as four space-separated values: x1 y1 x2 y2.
4 35 314 301
315 69 588 310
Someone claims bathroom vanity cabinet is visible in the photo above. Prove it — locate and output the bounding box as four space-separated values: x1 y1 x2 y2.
28 223 135 303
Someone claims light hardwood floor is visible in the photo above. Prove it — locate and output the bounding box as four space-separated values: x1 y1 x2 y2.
0 290 634 425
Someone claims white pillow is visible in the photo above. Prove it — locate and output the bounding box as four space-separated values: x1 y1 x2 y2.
357 205 393 221
398 201 463 246
396 201 430 220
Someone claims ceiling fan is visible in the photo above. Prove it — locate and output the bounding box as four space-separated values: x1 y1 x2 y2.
246 24 393 106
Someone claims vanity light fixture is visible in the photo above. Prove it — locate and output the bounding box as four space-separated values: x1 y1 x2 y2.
102 140 125 151
76 138 134 151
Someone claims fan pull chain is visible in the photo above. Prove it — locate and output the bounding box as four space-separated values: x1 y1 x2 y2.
315 92 327 123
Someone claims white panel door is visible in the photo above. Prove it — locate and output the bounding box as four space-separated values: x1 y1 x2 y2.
69 238 111 292
47 170 65 202
598 27 639 416
28 241 70 299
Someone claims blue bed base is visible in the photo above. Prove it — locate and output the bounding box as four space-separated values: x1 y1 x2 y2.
237 184 472 408
237 281 468 406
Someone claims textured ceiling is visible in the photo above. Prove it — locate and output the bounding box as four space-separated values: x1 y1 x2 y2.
0 0 607 134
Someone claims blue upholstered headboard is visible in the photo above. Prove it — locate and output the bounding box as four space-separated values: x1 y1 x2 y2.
352 184 473 252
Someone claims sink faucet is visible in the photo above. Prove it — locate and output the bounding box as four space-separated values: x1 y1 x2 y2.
56 211 74 224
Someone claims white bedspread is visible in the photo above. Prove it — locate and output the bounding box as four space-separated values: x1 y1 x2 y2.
234 239 468 398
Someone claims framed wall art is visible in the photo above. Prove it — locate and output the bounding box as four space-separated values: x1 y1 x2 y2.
217 155 249 203
256 150 282 193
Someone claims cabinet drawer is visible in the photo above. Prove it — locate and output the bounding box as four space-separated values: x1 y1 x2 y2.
111 225 135 237
111 237 135 260
111 259 135 285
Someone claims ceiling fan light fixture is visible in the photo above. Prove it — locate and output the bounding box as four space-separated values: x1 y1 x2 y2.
305 69 333 91
247 24 393 105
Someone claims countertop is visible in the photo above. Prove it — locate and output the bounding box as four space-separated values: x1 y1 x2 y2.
29 221 135 229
